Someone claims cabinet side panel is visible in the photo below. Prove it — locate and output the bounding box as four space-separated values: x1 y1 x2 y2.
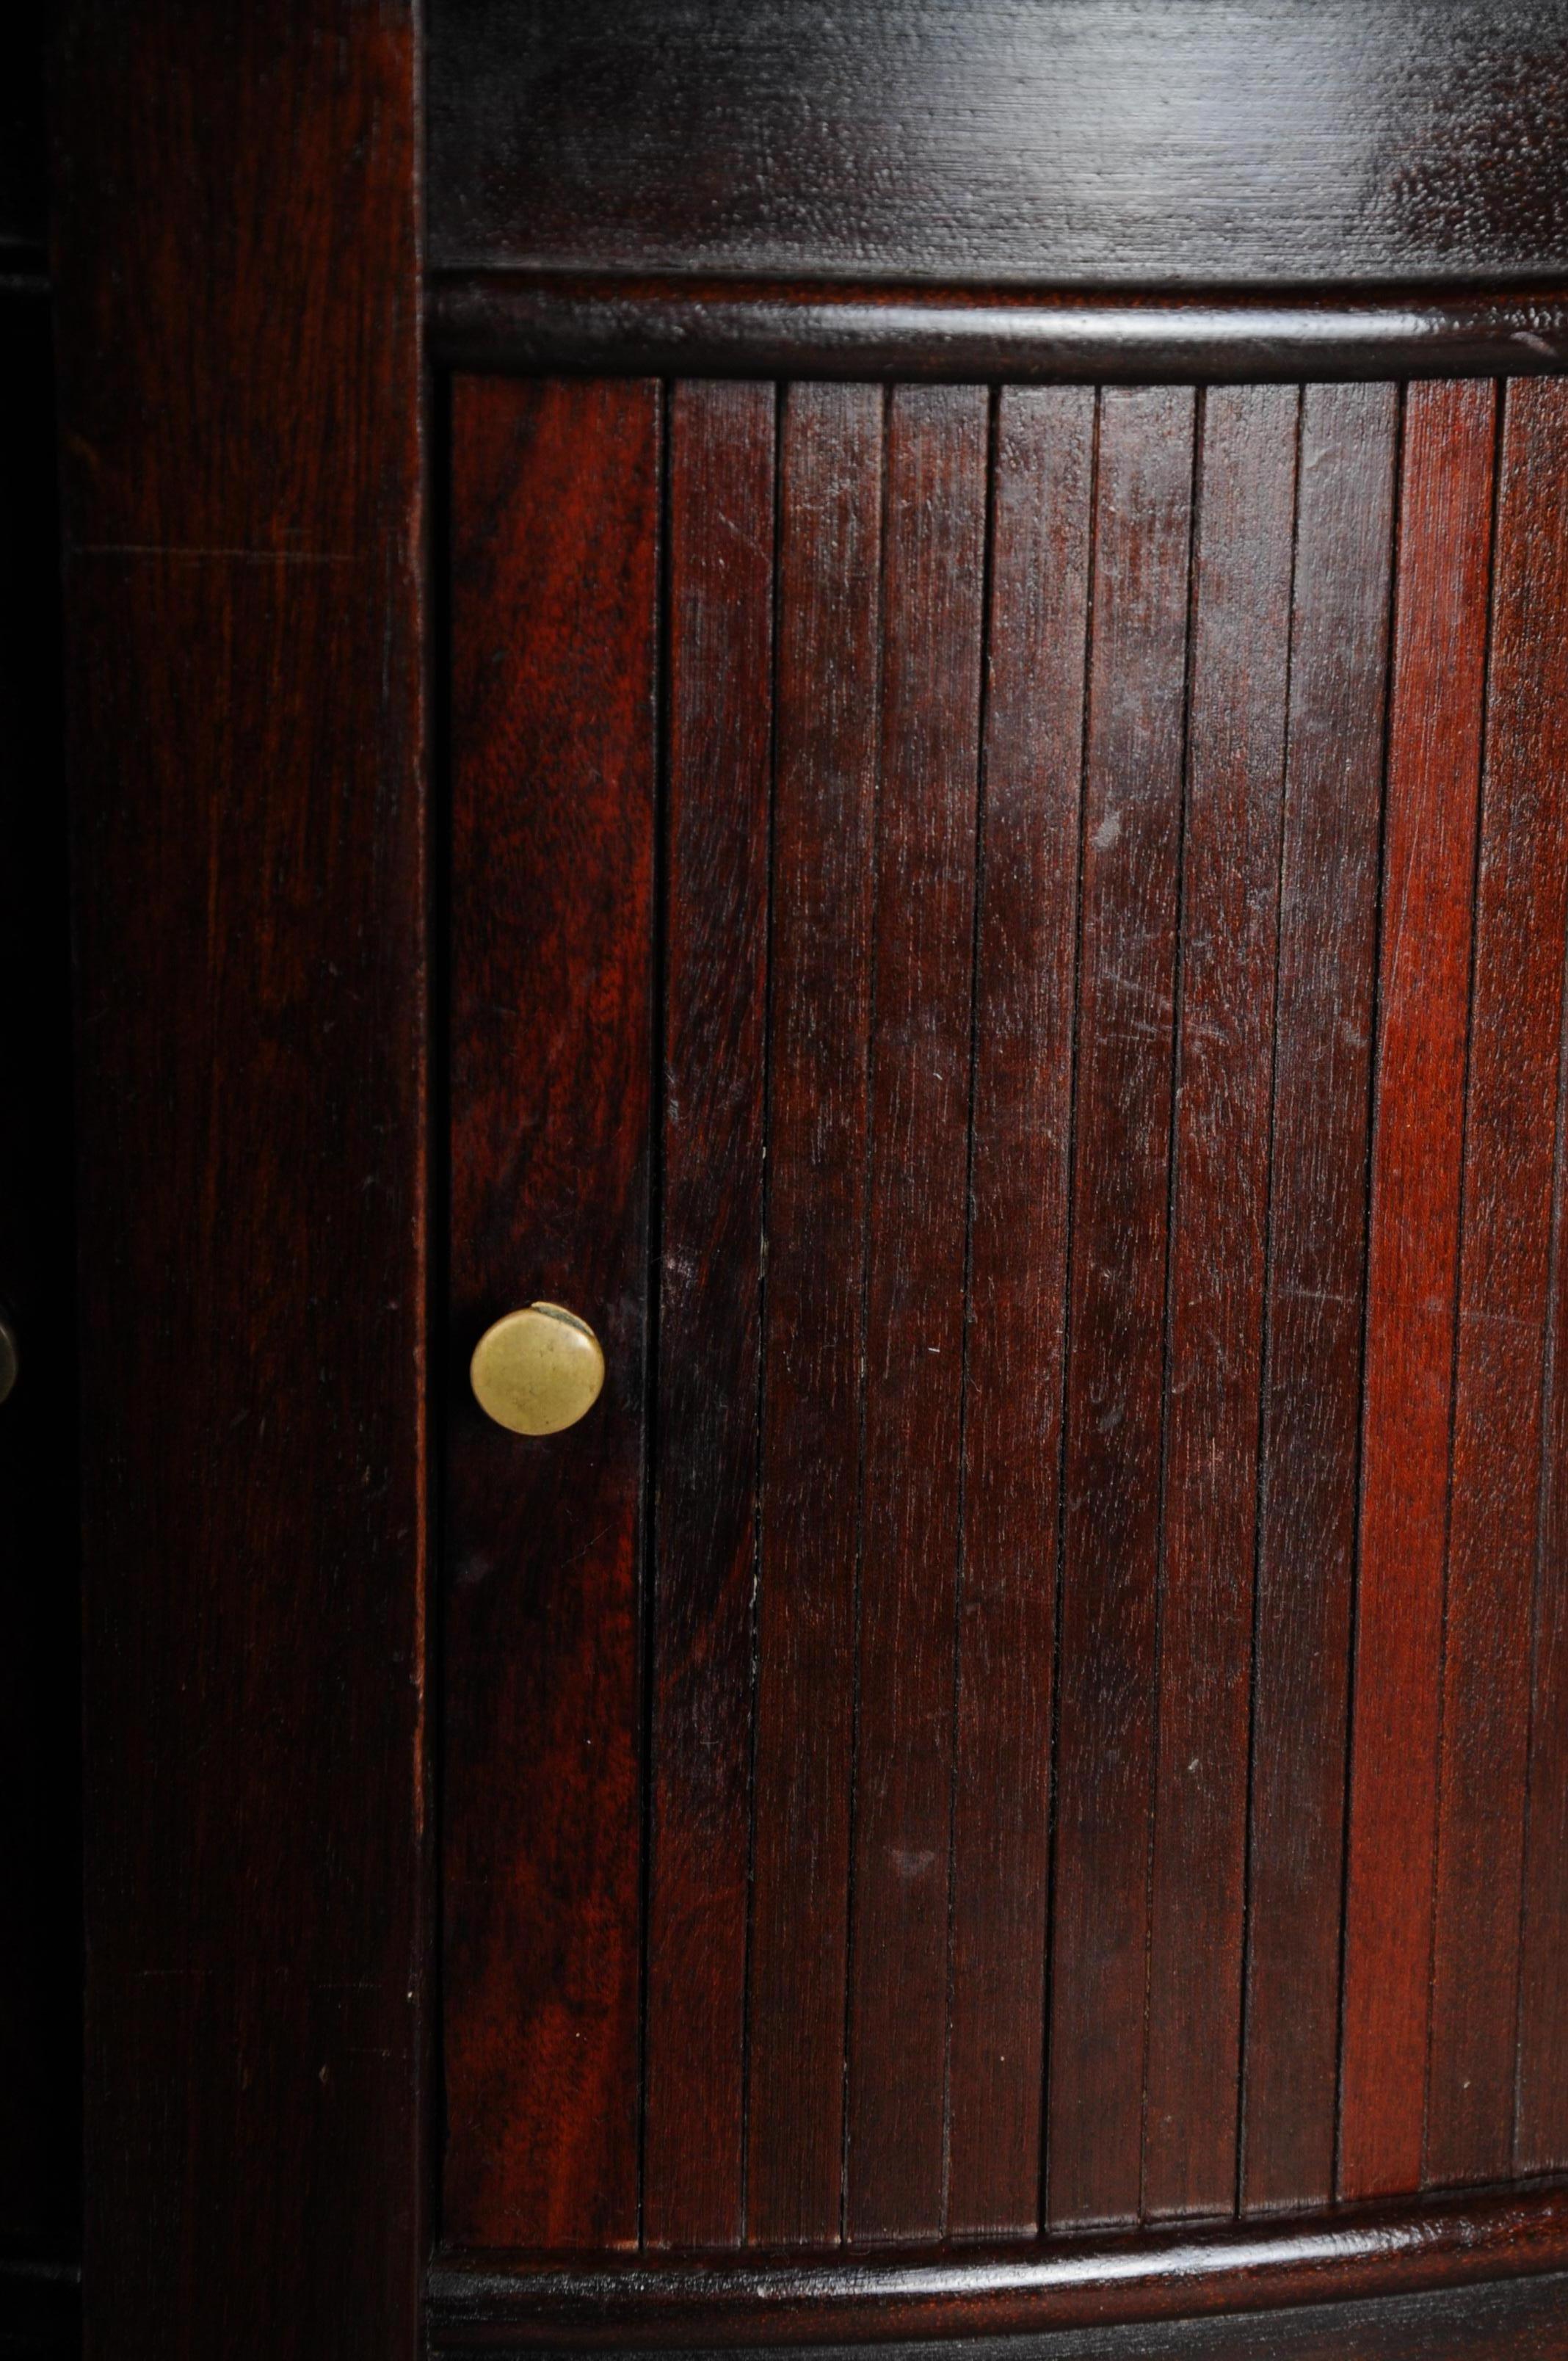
53 7 428 2352
444 377 658 2249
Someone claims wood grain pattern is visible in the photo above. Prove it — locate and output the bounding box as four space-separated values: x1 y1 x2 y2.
746 383 883 2247
945 386 1090 2238
1144 384 1297 2222
1427 376 1568 2190
1241 382 1396 2216
1339 380 1496 2202
846 384 987 2243
645 381 775 2249
53 8 428 2354
440 368 1566 2263
1048 384 1195 2230
1519 854 1568 2174
444 378 658 2250
429 3 1568 289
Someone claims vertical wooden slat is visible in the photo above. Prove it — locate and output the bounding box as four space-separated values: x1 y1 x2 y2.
1339 380 1495 2202
444 379 657 2249
54 9 428 2349
1429 377 1568 2188
1048 384 1194 2230
946 387 1091 2238
1144 385 1296 2221
847 384 987 2243
747 384 882 2247
1242 381 1397 2215
1520 967 1568 2175
645 382 776 2247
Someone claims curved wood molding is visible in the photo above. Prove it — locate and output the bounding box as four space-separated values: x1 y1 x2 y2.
426 277 1568 384
427 2183 1568 2349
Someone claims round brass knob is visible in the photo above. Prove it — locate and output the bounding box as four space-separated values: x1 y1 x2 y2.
469 1302 605 1436
0 1316 15 1407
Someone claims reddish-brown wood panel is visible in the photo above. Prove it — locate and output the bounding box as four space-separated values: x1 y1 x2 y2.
1144 383 1297 2222
54 8 427 2352
1048 383 1195 2230
443 377 658 2250
1520 950 1568 2174
846 384 987 2243
1242 381 1397 2216
1428 377 1568 2190
645 380 776 2249
747 383 884 2247
1339 380 1496 2203
946 385 1091 2238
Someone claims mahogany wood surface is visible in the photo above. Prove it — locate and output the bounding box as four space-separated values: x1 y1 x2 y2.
445 378 659 2251
1340 381 1497 2202
845 386 988 2243
1241 383 1397 2215
427 2184 1568 2347
746 384 883 2248
428 4 1568 289
52 5 428 2355
1143 384 1297 2222
1428 377 1568 2188
427 279 1568 389
945 385 1089 2238
1046 385 1194 2230
428 2267 1568 2361
646 380 775 2249
443 372 1568 2272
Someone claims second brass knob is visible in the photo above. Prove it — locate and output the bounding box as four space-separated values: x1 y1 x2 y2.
470 1302 604 1435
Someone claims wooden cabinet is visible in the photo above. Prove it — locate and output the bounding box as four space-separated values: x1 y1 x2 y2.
46 5 1568 2357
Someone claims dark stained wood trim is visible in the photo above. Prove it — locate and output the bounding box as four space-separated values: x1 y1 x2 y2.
427 2183 1568 2349
51 6 428 2355
426 278 1568 385
429 2272 1568 2361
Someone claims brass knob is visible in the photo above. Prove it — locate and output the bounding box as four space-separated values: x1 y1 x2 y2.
0 1316 15 1406
469 1302 605 1436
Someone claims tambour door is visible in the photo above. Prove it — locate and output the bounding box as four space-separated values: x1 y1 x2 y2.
443 372 1568 2258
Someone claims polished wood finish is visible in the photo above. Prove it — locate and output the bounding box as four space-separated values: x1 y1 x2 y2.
445 377 659 2252
443 373 1568 2279
1144 383 1297 2222
427 280 1568 388
846 385 987 2243
947 385 1089 2237
1340 381 1496 2202
645 380 774 2249
427 2269 1568 2361
52 7 427 2355
1241 383 1397 2215
427 2184 1568 2348
428 4 1568 287
1428 377 1568 2188
1047 385 1194 2230
745 384 883 2249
